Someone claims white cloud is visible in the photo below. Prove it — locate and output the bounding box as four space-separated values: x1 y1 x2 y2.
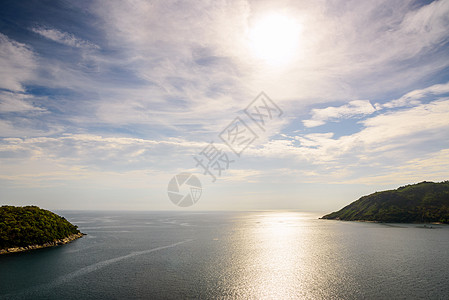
312 98 449 159
0 119 61 138
246 89 449 179
220 169 263 183
17 0 449 139
0 91 45 112
238 95 449 187
0 134 209 187
0 33 36 92
2 1 449 209
303 100 376 127
342 149 449 185
86 0 252 129
0 134 207 169
31 26 99 49
377 81 449 109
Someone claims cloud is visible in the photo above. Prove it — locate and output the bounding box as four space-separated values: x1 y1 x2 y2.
1 0 449 209
342 149 449 185
0 90 58 138
0 91 45 112
0 134 208 172
359 99 449 148
14 0 449 139
303 100 376 127
303 80 449 132
220 169 263 183
0 33 36 92
239 97 449 187
31 26 99 49
0 119 62 138
246 85 449 182
306 98 449 160
276 0 449 102
376 81 449 109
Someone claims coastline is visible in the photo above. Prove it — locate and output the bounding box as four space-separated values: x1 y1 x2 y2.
0 232 85 255
319 218 445 225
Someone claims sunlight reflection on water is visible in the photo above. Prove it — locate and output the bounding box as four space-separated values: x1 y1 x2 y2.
219 212 326 299
215 211 449 299
1 211 448 299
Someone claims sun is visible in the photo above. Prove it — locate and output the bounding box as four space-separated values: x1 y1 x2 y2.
248 13 302 66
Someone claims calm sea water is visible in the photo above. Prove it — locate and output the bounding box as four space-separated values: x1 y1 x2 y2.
0 211 448 299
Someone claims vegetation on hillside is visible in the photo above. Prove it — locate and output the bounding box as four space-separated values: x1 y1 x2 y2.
321 181 449 223
0 206 80 249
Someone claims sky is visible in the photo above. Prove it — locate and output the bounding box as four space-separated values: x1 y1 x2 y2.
0 0 449 211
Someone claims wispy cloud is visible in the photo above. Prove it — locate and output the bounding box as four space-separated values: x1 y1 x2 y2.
376 81 449 109
10 0 449 137
31 26 99 49
246 84 449 185
342 149 449 185
0 134 208 172
1 0 449 209
298 99 449 162
303 81 449 128
0 91 45 112
303 100 376 128
0 33 36 92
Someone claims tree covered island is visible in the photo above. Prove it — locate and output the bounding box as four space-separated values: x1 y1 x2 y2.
321 181 449 223
0 205 84 254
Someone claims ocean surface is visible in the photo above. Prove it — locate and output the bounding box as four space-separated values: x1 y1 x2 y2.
1 211 448 299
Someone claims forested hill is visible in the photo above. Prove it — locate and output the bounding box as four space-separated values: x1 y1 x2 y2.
0 205 81 249
321 181 449 223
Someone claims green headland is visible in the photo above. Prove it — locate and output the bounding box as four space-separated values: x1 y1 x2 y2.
0 205 84 254
321 181 449 223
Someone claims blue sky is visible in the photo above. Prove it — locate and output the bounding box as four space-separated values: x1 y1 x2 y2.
1 0 449 211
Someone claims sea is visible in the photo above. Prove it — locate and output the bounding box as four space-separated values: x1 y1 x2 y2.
0 211 448 299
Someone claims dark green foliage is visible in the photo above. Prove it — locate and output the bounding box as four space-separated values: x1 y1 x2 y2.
0 206 80 249
322 181 449 223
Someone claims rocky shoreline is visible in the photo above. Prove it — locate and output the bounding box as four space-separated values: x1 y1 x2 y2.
0 232 85 255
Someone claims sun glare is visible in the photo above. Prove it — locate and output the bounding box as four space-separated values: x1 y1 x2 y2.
248 13 302 66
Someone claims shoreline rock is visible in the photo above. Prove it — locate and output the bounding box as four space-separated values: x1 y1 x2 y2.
0 232 85 255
